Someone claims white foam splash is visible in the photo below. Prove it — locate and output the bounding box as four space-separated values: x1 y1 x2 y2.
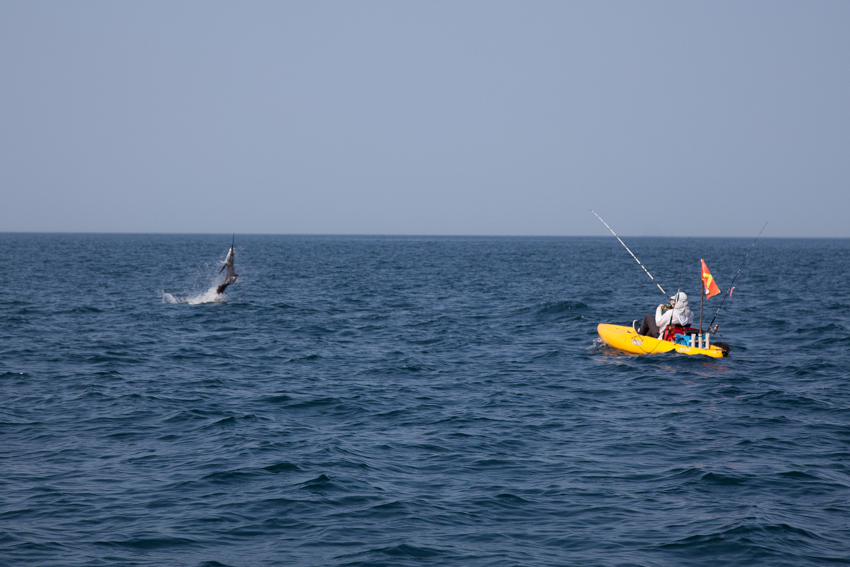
159 247 238 305
158 287 226 305
159 290 179 304
186 287 225 305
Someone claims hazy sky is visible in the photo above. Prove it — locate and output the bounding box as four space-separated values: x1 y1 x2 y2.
2 1 848 237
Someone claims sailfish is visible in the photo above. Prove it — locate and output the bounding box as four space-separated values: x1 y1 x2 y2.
216 235 238 294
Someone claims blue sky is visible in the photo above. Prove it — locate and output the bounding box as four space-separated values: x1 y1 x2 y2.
2 1 848 237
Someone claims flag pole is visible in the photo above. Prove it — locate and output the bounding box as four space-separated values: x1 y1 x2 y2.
699 276 704 333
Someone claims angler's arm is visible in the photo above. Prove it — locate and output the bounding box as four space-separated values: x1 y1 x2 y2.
655 306 673 334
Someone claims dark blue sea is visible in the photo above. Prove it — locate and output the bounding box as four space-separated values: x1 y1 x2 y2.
2 234 849 567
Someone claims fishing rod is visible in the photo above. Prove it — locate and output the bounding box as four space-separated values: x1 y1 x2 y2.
591 210 670 300
707 222 767 333
675 237 690 299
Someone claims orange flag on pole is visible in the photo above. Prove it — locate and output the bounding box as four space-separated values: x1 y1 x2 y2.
701 259 721 299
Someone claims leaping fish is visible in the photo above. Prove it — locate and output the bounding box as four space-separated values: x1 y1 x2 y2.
216 235 238 294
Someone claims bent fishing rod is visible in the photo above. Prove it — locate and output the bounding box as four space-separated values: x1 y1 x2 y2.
707 222 767 333
591 210 671 300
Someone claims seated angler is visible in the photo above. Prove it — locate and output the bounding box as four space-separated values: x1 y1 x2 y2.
634 291 693 338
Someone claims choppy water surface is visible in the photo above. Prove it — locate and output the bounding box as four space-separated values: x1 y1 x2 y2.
2 234 849 566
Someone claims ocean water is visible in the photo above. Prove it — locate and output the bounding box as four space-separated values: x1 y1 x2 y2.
1 233 849 567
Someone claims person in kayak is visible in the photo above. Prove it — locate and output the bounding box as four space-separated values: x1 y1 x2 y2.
634 291 693 338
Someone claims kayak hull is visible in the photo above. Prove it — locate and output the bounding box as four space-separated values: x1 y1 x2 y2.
597 323 725 358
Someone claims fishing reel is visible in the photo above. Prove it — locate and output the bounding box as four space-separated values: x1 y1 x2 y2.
709 325 720 335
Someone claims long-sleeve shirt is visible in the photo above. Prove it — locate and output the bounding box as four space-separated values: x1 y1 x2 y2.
655 304 694 336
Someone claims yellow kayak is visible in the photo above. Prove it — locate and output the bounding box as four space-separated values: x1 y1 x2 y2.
597 323 727 358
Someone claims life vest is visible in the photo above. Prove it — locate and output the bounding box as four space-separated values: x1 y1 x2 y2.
662 325 700 343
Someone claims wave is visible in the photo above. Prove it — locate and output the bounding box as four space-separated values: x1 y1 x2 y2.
536 300 588 314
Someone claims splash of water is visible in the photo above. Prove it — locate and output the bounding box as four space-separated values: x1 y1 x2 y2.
159 249 235 305
158 286 227 305
186 287 225 305
159 290 179 304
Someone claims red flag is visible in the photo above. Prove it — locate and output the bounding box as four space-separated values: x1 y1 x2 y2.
701 259 721 299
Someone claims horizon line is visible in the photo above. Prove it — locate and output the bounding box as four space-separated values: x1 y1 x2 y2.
2 231 845 239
